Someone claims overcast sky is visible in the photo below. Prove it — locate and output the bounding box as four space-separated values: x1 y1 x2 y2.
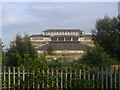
2 2 118 48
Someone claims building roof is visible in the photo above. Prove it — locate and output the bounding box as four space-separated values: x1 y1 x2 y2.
50 35 79 37
36 41 87 51
84 34 92 37
29 34 50 37
43 29 82 32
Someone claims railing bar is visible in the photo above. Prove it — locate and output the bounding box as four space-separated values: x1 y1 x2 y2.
114 66 117 88
110 66 113 88
18 67 20 86
60 70 63 88
13 67 15 84
3 66 6 89
101 67 104 88
8 67 10 88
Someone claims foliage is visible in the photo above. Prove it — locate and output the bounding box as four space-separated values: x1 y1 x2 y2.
0 41 8 66
5 34 38 67
78 45 117 68
92 15 120 61
46 45 54 55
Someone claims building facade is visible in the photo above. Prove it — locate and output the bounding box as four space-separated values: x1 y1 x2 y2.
12 29 94 62
29 29 94 47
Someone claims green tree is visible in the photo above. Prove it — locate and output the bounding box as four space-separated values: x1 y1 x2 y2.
78 45 117 68
0 40 8 66
46 45 54 55
6 34 38 66
92 15 120 61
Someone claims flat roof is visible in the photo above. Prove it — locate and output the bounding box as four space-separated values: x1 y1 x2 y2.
43 29 82 32
29 34 50 37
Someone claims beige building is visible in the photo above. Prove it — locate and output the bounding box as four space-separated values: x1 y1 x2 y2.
12 29 94 62
29 29 94 47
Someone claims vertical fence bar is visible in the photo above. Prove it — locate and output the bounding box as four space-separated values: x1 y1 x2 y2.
47 68 49 88
38 84 40 90
56 68 58 88
70 68 72 88
32 72 35 88
60 70 63 89
3 66 6 89
79 69 81 88
114 66 117 88
42 70 44 89
18 67 20 86
8 67 10 88
88 71 90 81
27 70 30 89
118 66 120 89
101 67 104 88
92 73 95 88
65 68 68 88
22 68 25 82
83 68 86 80
74 69 77 87
110 66 112 88
97 67 99 78
97 67 99 88
51 67 54 88
13 67 15 85
106 67 108 89
79 69 81 79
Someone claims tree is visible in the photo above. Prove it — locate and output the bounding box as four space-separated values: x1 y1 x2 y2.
92 15 120 61
6 34 38 66
0 40 8 66
46 45 54 55
78 45 117 68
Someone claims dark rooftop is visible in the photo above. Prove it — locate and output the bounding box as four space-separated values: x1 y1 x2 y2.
50 35 79 37
43 29 82 32
36 41 86 51
29 34 50 37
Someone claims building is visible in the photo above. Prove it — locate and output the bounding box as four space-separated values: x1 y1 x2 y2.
43 29 83 36
29 29 94 47
12 29 94 62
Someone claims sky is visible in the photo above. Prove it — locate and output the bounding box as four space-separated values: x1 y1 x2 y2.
1 2 118 48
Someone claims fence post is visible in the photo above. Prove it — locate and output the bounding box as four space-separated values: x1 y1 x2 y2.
32 71 35 88
88 68 90 81
110 66 113 88
105 67 108 89
97 67 100 88
22 67 25 82
79 69 81 88
56 67 58 88
27 69 30 90
51 67 54 87
8 67 11 88
118 66 120 89
13 67 15 85
114 66 117 88
18 67 20 86
60 69 63 89
65 67 68 88
74 69 77 87
92 68 95 88
47 68 49 88
70 67 72 88
42 70 45 88
3 66 6 89
101 67 104 88
83 68 86 80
